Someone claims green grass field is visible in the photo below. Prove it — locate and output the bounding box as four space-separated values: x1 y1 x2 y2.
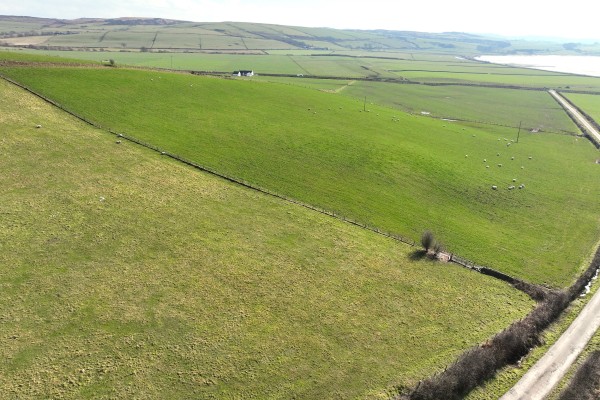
259 78 578 133
563 92 600 122
344 82 579 133
466 255 600 400
6 47 600 93
0 77 534 399
2 65 599 287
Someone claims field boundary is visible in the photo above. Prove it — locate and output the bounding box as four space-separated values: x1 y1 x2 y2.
0 72 544 294
401 244 600 400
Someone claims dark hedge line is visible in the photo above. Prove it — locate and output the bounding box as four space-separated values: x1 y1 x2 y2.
399 246 600 400
557 350 600 400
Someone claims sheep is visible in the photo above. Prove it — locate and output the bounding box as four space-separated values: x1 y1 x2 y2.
528 156 533 160
161 151 166 155
115 140 121 144
465 155 469 158
35 124 42 129
508 185 515 190
521 166 525 169
512 178 517 182
511 156 515 160
519 184 525 189
497 153 500 156
99 196 105 202
498 164 503 167
492 185 498 190
483 159 487 162
486 165 490 168
506 143 511 147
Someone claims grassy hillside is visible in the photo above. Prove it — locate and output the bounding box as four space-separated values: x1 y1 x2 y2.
4 16 599 55
0 77 534 399
2 65 599 287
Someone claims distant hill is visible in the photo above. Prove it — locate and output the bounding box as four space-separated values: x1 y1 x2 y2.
1 15 599 55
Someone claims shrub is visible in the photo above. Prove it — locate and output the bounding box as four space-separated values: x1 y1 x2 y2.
421 231 435 252
558 350 600 400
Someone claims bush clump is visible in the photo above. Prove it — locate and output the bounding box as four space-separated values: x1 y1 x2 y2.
558 350 600 400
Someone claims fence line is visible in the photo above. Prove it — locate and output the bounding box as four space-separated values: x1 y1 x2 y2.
0 73 418 248
2 72 533 291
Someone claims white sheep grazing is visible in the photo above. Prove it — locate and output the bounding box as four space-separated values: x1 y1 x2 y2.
35 124 42 128
465 155 469 158
521 166 525 169
511 157 515 160
486 165 490 168
513 178 517 182
497 153 500 156
508 185 515 190
528 156 533 160
492 185 498 190
498 164 503 167
483 159 487 162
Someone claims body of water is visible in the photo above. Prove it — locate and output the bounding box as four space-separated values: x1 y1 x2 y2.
476 55 600 77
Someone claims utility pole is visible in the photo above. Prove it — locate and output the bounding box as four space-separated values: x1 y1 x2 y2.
363 96 367 112
517 121 522 143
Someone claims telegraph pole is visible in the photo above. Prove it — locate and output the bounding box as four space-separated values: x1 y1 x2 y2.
517 121 522 143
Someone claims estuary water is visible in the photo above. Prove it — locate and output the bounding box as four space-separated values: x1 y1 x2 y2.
476 55 600 77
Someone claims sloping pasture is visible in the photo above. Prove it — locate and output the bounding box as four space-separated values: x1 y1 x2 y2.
2 66 600 287
0 78 534 399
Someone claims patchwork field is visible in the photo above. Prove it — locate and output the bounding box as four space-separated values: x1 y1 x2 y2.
6 16 599 55
2 65 600 287
0 77 534 399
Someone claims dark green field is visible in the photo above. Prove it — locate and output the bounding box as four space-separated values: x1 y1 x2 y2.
2 64 599 287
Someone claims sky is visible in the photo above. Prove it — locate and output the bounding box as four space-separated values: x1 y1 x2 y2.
2 0 599 41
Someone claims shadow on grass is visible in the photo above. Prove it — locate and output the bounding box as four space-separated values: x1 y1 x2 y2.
409 249 427 261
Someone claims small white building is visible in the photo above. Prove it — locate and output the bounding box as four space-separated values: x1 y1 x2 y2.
232 70 254 77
